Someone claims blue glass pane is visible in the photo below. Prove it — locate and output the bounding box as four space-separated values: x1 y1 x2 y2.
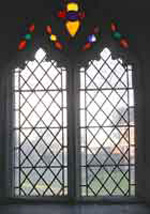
87 34 97 43
66 12 78 21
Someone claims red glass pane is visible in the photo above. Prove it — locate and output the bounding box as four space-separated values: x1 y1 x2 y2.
111 23 117 32
79 12 85 19
46 26 52 35
55 41 63 50
120 39 129 48
28 24 35 33
18 40 27 50
57 11 66 18
82 42 92 51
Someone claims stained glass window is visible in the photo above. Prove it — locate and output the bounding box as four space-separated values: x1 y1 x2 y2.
15 0 133 199
13 46 136 199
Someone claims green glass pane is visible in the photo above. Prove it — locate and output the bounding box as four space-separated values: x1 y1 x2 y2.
113 32 122 40
25 34 32 40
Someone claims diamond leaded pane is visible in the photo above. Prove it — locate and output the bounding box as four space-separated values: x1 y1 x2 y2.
13 48 68 196
80 48 135 196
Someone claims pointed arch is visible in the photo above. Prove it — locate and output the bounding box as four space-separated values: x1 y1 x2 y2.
79 47 135 196
13 48 68 196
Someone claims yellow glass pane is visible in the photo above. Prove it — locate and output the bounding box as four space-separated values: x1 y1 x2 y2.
50 34 57 42
66 20 80 37
67 3 79 12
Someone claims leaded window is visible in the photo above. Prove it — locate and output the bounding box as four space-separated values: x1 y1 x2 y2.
13 47 135 198
13 48 68 196
80 48 135 196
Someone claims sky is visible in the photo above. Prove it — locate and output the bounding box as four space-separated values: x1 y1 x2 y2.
14 47 134 149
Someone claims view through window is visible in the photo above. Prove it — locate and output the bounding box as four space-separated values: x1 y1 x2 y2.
13 48 68 196
79 48 135 196
13 47 135 197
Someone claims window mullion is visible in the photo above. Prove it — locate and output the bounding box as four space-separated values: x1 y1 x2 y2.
67 64 80 201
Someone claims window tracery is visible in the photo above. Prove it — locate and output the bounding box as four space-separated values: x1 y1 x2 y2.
18 1 129 53
11 0 136 200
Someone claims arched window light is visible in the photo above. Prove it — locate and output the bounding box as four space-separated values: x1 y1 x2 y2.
13 47 135 198
14 48 68 196
79 48 135 196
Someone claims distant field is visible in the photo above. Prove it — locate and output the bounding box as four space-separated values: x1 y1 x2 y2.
15 168 135 196
81 168 135 196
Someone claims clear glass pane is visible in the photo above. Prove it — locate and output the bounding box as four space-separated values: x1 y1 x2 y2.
35 48 46 62
130 166 135 185
128 70 133 88
130 127 135 145
80 48 135 196
129 90 134 107
130 146 135 165
13 48 68 196
81 167 86 185
131 185 135 196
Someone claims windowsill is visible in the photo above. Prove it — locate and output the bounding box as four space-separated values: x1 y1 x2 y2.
0 196 145 205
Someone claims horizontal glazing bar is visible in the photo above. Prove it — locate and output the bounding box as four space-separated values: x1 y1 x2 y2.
80 164 134 167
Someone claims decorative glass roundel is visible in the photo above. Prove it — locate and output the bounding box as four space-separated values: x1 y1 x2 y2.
18 1 129 52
